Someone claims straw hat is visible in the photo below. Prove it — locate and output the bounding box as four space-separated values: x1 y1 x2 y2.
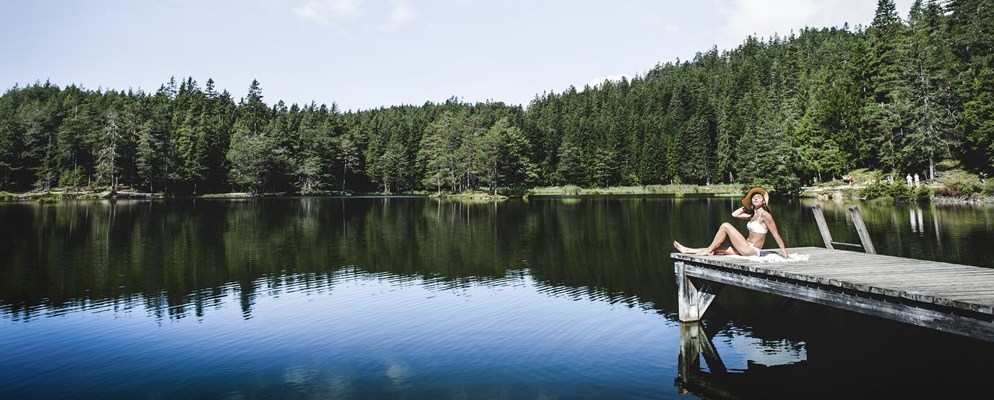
741 187 770 209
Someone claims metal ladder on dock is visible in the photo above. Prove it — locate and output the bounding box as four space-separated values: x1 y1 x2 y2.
810 204 875 254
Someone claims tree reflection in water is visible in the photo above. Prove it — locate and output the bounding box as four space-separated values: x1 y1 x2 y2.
3 197 994 398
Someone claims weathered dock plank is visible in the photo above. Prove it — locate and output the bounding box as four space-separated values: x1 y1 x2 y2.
673 246 994 342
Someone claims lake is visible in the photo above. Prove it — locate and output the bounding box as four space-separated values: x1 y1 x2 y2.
2 196 993 399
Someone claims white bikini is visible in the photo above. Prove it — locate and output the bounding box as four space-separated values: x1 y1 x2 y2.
745 218 767 255
746 220 767 234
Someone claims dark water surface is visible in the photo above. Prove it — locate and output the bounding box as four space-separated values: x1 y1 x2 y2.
2 196 993 399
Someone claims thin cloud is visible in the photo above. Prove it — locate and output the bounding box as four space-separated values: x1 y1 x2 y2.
389 4 415 26
714 0 913 48
293 0 362 24
717 0 817 44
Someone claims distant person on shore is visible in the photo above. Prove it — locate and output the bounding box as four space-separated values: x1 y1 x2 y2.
914 173 921 187
906 173 913 187
674 187 789 259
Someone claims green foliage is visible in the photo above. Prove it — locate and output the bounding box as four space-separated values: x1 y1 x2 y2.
983 181 994 197
417 111 464 192
861 181 933 201
0 1 988 196
860 181 889 200
94 111 122 188
554 141 585 185
938 178 982 197
948 0 994 172
374 138 410 194
561 185 582 195
482 117 536 193
227 127 264 192
58 167 86 189
931 168 986 197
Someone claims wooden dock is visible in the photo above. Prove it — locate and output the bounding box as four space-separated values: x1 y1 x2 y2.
673 246 994 342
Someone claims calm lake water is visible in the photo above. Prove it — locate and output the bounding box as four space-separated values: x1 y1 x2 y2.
2 196 994 399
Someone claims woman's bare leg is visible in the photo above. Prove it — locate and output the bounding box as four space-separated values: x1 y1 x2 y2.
674 241 721 255
701 223 754 255
674 241 707 254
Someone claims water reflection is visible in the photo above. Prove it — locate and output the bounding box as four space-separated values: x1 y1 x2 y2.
910 207 924 234
0 198 681 321
3 197 994 398
678 315 813 394
0 264 674 399
805 199 994 267
3 196 994 322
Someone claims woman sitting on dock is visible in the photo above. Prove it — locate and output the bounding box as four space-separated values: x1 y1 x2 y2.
674 187 789 259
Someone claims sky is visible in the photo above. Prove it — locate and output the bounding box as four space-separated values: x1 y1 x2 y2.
0 0 914 112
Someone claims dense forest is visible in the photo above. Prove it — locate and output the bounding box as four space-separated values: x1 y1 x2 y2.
0 0 991 195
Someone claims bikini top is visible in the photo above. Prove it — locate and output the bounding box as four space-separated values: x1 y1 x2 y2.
747 219 768 234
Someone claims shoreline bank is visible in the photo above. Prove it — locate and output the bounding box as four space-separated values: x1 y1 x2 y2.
3 184 993 205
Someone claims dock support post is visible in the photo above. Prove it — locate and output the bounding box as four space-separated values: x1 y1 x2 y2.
812 204 875 253
848 206 876 254
811 204 835 250
676 261 722 322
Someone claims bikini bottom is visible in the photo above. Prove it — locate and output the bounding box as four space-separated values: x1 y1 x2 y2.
745 241 762 256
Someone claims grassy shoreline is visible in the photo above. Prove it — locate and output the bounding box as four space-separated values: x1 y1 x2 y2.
526 184 743 197
4 182 993 205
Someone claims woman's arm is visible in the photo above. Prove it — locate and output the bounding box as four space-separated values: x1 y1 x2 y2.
763 212 789 259
731 207 752 220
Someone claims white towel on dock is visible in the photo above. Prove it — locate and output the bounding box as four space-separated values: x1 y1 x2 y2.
732 252 810 263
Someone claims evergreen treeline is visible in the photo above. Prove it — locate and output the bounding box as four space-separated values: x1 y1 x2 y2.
0 0 990 195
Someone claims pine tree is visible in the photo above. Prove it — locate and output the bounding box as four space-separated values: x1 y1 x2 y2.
948 0 994 171
481 117 534 194
0 90 24 190
172 78 209 193
554 140 584 185
418 111 459 193
378 138 409 194
337 130 361 192
901 0 956 179
202 82 236 193
54 87 99 187
860 0 910 171
95 111 122 191
133 89 173 193
227 80 271 192
20 87 60 190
